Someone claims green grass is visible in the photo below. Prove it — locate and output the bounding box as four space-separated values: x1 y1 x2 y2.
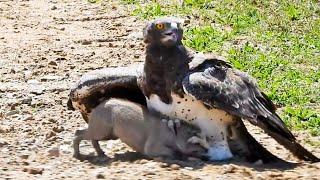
120 0 320 135
88 0 106 6
120 0 139 4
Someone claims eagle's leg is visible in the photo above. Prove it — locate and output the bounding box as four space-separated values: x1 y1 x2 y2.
227 117 280 163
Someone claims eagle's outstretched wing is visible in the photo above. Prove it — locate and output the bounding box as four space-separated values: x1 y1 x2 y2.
182 55 319 162
68 63 145 118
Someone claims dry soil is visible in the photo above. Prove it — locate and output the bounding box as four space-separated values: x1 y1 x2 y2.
0 0 319 179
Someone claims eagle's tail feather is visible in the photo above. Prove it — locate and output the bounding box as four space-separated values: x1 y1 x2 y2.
264 128 319 163
264 114 320 162
253 113 319 163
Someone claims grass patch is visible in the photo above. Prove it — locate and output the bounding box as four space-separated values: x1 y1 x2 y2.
283 107 320 136
184 26 232 52
106 0 320 135
88 0 106 6
132 2 169 18
120 0 139 4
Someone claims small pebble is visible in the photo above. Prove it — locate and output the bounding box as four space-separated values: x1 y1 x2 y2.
21 115 34 121
19 154 29 159
27 80 40 84
255 174 265 180
6 110 20 116
24 71 33 78
48 61 58 66
159 163 169 168
48 118 57 123
143 171 155 176
138 159 148 164
22 161 29 165
47 146 59 157
21 97 32 104
0 139 9 147
268 172 282 178
31 88 44 95
169 164 180 170
24 167 43 175
82 40 92 45
52 126 64 133
96 173 105 179
46 131 56 139
222 164 236 174
184 167 193 170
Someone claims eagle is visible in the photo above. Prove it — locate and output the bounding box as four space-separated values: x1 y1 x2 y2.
68 18 319 163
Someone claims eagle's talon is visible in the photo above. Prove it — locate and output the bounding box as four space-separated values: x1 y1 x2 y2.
166 119 180 135
187 136 198 143
187 135 210 150
167 119 175 134
161 118 168 123
174 119 181 128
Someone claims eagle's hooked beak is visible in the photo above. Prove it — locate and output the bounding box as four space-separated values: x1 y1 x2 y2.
161 26 179 47
164 28 178 39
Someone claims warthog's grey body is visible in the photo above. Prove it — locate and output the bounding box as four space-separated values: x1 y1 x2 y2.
73 98 208 160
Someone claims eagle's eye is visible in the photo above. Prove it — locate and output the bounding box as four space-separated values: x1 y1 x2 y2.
156 23 165 30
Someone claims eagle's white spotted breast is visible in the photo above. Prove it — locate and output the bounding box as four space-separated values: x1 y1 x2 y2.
147 93 234 161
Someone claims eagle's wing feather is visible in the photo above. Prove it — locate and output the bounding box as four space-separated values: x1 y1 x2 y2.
183 58 295 139
68 63 145 114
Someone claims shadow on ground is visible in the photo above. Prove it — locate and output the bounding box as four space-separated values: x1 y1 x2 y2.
75 151 299 171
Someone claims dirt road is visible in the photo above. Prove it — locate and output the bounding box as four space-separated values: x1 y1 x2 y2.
0 0 319 179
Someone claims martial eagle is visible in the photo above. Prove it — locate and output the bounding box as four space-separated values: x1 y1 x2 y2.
68 18 319 163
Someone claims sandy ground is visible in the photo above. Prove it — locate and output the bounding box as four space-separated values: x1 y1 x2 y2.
0 0 319 179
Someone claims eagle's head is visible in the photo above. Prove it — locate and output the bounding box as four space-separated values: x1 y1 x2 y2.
143 17 183 48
